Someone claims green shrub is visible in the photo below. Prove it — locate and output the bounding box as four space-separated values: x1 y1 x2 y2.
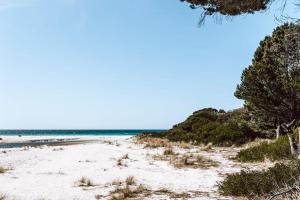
235 136 292 162
208 122 257 146
157 108 264 147
219 160 300 198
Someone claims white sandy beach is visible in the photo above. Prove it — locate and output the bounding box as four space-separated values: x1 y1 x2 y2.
0 136 250 200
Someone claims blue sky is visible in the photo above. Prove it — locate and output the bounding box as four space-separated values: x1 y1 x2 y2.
0 0 298 129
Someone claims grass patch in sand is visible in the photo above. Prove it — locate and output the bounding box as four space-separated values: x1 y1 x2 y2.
0 166 9 174
163 148 175 155
75 177 96 187
97 177 201 200
116 154 129 167
135 137 171 148
125 176 135 186
102 140 120 147
52 147 64 151
172 153 219 169
153 150 219 169
106 176 150 200
154 188 191 199
135 135 192 149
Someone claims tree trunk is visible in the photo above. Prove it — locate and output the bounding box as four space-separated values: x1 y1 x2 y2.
280 120 297 156
298 128 300 156
276 125 281 139
298 128 300 144
287 132 296 155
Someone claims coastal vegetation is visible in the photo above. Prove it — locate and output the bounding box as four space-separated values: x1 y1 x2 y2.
137 22 300 199
116 154 129 167
75 177 96 188
106 176 148 200
235 136 293 162
100 176 199 200
147 107 265 147
219 160 300 198
145 23 300 151
219 23 300 198
153 150 220 169
235 23 300 155
135 135 192 149
0 167 8 174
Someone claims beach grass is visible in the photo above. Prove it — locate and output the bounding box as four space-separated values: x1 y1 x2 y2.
0 167 8 174
76 177 96 187
0 194 6 200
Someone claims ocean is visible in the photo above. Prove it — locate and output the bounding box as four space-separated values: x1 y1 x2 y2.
0 129 164 136
0 130 164 148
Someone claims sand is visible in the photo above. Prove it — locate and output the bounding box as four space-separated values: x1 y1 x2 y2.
0 136 244 200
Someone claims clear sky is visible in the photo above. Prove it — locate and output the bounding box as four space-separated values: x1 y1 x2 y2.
0 0 298 129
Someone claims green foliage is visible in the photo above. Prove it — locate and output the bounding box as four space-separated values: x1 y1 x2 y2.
235 136 292 162
180 0 272 16
235 23 300 127
219 160 300 197
161 108 263 146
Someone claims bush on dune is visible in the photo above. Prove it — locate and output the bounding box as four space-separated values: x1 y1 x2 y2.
219 160 300 198
147 108 264 147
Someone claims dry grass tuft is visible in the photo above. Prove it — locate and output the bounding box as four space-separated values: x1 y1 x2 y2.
154 151 219 169
112 179 122 186
53 147 64 151
107 176 150 200
154 188 191 199
94 194 103 200
102 140 121 147
121 154 129 160
0 166 9 174
75 177 96 187
116 154 129 167
163 148 175 155
201 143 213 151
173 153 219 169
137 137 171 148
291 191 300 200
99 177 202 199
135 135 193 150
102 140 114 145
125 176 135 186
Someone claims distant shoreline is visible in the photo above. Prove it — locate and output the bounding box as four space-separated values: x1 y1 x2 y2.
0 135 133 149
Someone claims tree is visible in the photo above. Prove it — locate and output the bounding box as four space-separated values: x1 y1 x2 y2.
181 0 271 15
180 0 299 25
235 23 300 155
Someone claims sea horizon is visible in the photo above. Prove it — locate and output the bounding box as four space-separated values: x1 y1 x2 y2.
0 129 165 136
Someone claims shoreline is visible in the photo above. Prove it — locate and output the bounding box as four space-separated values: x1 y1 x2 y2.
0 135 133 149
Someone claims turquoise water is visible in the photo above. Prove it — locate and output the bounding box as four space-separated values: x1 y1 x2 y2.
0 129 164 136
0 130 165 148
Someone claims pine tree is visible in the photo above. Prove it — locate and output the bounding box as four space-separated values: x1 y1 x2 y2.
235 23 300 154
